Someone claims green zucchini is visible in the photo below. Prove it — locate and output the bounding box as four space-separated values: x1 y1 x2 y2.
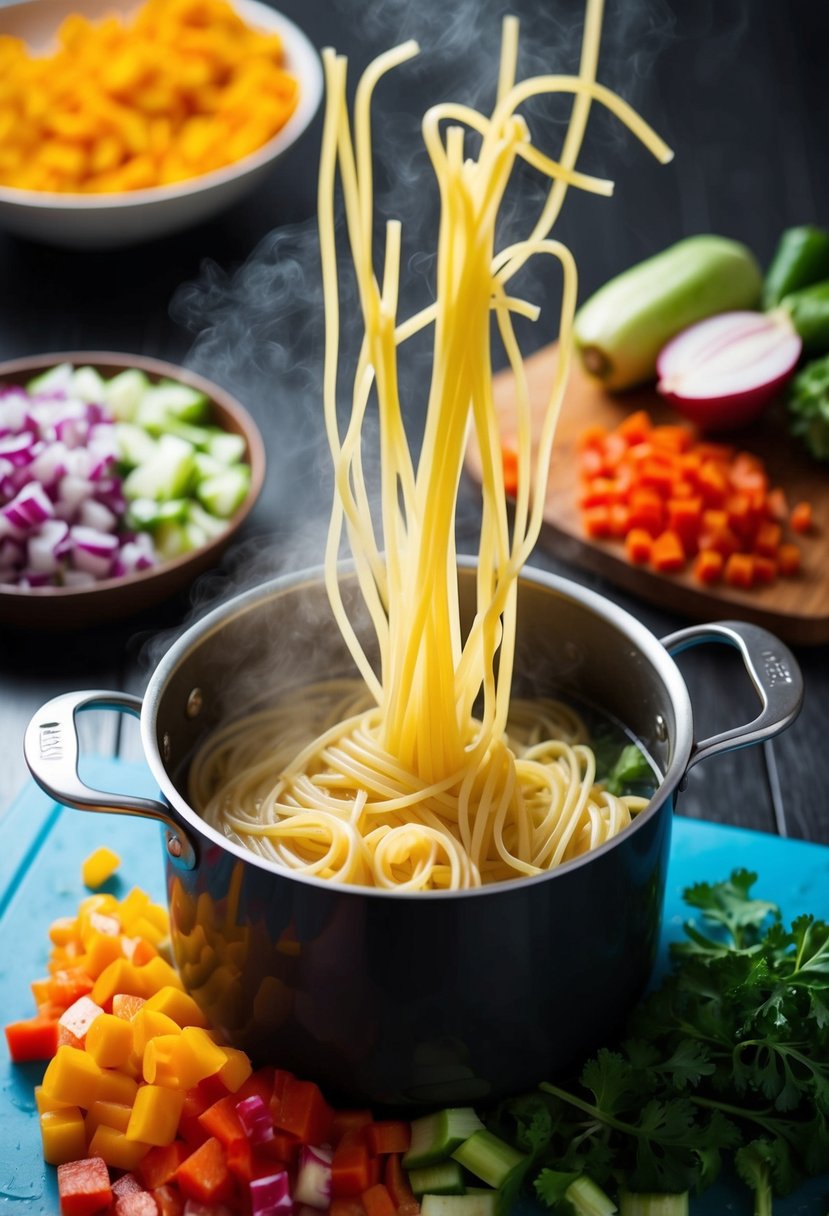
573 235 762 390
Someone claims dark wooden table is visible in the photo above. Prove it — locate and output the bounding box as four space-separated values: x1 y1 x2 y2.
0 0 827 850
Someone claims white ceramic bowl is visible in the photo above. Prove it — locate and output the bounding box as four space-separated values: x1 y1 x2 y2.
0 0 323 248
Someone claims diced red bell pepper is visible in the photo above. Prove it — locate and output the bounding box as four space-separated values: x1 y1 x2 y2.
57 1157 112 1216
136 1141 190 1191
174 1135 235 1206
235 1065 275 1105
384 1153 420 1216
330 1108 374 1144
151 1185 184 1216
5 1014 58 1062
198 1094 247 1147
332 1137 374 1197
365 1121 411 1156
226 1136 254 1184
113 1192 158 1216
362 1183 397 1216
272 1076 332 1145
330 1202 368 1216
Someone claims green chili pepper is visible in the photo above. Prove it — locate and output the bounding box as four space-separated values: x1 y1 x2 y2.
762 224 829 309
779 279 829 356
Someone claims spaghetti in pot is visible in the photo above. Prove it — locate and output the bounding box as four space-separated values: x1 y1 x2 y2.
189 2 672 890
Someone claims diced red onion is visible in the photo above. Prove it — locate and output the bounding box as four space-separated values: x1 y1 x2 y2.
0 432 36 466
293 1146 333 1210
250 1172 293 1215
79 499 117 533
3 482 54 529
235 1094 275 1144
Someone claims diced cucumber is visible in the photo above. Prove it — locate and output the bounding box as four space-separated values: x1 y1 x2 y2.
403 1109 485 1171
206 429 246 465
156 417 215 449
153 519 208 559
451 1131 525 1189
70 365 107 405
420 1194 497 1216
115 422 158 469
122 434 196 502
409 1161 466 1197
195 465 250 518
186 502 230 541
125 497 190 530
101 368 152 421
193 451 225 481
139 380 210 424
27 362 74 395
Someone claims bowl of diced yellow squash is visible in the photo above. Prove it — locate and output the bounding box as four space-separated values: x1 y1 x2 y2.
0 0 322 247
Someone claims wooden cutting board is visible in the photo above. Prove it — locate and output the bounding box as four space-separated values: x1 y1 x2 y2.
466 344 829 646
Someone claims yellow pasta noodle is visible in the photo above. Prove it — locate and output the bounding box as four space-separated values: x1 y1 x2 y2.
190 1 672 890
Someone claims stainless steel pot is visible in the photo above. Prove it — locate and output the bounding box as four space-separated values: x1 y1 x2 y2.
24 563 802 1107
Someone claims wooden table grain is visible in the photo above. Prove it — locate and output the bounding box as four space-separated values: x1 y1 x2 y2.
0 0 827 852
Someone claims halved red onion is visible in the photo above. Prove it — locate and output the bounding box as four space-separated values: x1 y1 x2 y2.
656 310 802 431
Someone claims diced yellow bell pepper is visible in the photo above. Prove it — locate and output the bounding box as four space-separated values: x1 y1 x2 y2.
88 1122 151 1170
143 986 208 1029
218 1046 253 1093
39 1107 87 1165
118 888 151 932
41 1045 103 1107
85 1099 132 1135
48 917 79 948
139 956 185 994
126 1084 185 1146
34 1085 72 1115
85 1012 134 1069
93 1068 138 1108
81 932 125 979
82 847 120 890
132 1008 181 1056
91 958 147 1007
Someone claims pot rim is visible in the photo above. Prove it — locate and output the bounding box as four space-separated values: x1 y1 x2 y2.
141 559 694 899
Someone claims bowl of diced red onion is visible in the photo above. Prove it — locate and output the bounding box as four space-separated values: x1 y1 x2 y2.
0 352 265 627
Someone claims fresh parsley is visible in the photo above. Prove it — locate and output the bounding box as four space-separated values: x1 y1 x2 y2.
491 870 829 1213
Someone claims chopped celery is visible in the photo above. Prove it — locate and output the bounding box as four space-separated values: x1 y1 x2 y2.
618 1193 688 1216
409 1160 466 1197
566 1176 618 1215
421 1195 497 1216
404 1108 485 1170
451 1130 525 1189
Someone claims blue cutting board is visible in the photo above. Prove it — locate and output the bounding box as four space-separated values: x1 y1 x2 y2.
1 758 828 1214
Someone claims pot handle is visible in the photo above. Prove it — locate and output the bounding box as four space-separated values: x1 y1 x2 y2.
660 619 803 776
23 689 197 870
